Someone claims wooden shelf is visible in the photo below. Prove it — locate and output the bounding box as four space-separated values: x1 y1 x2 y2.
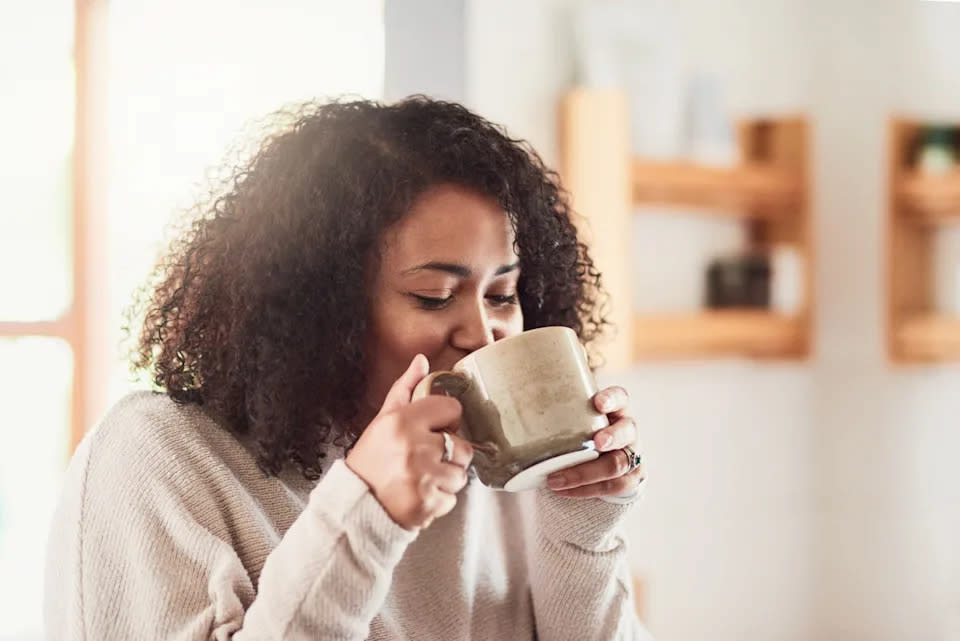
887 119 960 362
896 170 960 224
893 315 960 361
634 311 806 359
633 161 802 217
560 88 812 366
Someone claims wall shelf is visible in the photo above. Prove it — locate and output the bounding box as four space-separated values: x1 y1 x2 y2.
559 88 813 368
888 118 960 362
894 314 960 361
895 170 960 224
632 161 803 217
633 311 805 359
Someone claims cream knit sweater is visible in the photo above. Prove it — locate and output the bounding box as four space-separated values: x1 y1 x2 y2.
44 391 650 640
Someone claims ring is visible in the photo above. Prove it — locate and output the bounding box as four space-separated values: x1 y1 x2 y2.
441 432 455 463
621 444 642 472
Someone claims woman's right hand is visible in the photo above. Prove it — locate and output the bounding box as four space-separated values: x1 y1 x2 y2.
345 354 474 531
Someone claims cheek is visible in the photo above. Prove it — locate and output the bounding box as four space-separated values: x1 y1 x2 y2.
379 313 449 359
505 310 524 337
367 302 449 379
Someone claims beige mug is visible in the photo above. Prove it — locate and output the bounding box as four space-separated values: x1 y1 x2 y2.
412 326 609 491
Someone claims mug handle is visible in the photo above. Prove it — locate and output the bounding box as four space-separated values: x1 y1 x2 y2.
411 372 497 455
411 370 471 402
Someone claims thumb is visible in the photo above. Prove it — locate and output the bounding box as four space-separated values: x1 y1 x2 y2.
378 353 429 415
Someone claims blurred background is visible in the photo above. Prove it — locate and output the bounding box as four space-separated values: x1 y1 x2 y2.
1 0 959 639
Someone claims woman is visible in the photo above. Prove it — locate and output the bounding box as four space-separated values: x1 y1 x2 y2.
45 97 650 640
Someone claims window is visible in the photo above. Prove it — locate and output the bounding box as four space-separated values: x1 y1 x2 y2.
0 2 383 638
0 3 77 637
104 0 385 405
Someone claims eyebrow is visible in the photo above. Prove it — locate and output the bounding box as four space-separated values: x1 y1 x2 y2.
402 261 520 277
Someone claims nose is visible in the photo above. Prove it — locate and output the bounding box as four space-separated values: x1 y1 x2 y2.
451 298 496 353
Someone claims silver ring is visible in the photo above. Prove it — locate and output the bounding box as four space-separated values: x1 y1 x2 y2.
441 432 455 463
621 445 642 472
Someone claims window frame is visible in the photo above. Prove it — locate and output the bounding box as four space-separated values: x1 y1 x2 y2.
0 0 111 454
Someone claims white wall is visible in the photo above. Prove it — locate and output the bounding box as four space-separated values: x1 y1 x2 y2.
617 363 813 641
467 1 960 640
384 0 466 102
467 2 815 640
104 0 385 408
811 1 960 639
465 0 579 167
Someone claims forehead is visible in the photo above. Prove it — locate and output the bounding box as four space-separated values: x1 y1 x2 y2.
382 184 518 267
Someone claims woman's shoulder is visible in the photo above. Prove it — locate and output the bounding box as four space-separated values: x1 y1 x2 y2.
51 392 282 597
89 390 233 458
59 391 280 544
76 390 256 495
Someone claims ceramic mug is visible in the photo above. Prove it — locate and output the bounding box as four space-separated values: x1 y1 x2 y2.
411 326 609 491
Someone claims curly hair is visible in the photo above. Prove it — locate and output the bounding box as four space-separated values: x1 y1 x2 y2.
130 96 609 479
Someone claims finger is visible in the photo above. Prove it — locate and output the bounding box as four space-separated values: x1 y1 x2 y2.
552 466 646 499
417 479 459 524
593 385 629 416
403 395 463 434
592 416 639 452
429 461 470 494
546 448 640 490
379 354 430 414
410 432 474 471
432 490 458 519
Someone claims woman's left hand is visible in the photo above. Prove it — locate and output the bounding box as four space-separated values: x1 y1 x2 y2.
546 386 645 499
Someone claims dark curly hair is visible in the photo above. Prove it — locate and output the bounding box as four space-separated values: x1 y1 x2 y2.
130 96 609 478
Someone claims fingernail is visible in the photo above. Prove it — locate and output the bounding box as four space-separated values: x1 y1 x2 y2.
596 433 613 450
600 396 615 413
547 473 567 489
414 354 429 372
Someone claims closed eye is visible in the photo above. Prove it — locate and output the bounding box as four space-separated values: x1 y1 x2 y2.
410 293 517 310
487 293 518 307
411 294 453 310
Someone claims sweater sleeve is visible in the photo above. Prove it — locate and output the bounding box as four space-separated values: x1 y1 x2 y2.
238 460 417 639
44 427 416 641
526 489 654 641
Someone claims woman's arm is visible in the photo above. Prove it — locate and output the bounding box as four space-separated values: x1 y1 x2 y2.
526 491 653 641
45 432 415 641
238 460 417 640
524 384 653 640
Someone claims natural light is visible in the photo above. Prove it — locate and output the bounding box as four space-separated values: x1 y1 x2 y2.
0 2 383 639
105 0 385 403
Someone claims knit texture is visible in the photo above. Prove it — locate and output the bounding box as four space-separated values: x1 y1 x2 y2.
44 391 651 640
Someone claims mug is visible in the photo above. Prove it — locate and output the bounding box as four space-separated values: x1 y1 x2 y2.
412 326 609 491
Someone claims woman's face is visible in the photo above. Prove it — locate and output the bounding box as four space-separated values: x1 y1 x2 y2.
364 183 524 416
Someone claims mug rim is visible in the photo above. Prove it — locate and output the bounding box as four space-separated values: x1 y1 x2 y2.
455 325 578 366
